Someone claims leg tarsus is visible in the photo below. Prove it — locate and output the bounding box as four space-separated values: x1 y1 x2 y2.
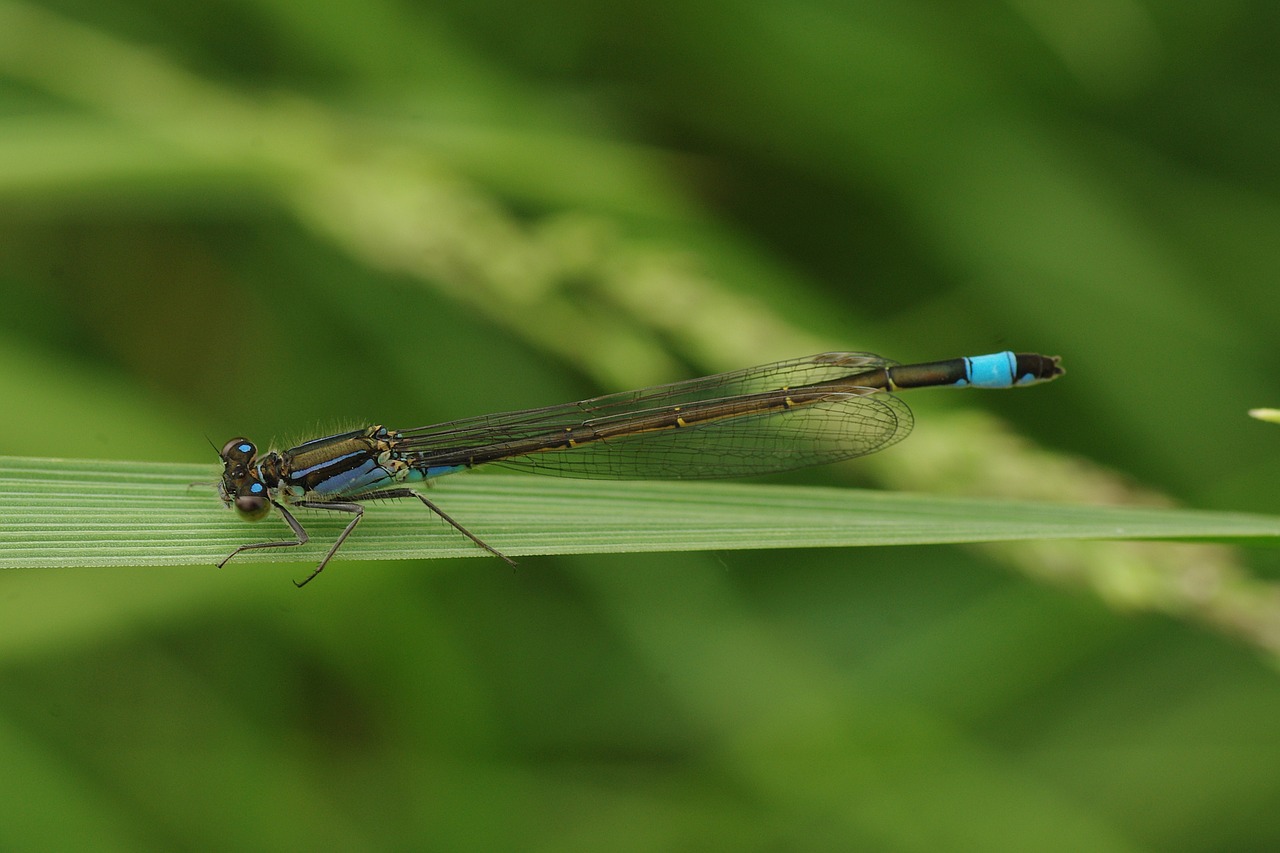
415 492 516 567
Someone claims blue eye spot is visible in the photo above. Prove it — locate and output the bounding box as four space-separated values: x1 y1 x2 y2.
238 443 253 454
250 482 265 494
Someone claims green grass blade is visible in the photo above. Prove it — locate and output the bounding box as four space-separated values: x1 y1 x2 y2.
1 455 1278 570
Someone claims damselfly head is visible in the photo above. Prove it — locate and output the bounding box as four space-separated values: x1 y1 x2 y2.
218 437 272 521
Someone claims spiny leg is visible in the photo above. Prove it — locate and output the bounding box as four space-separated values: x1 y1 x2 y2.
348 487 515 568
289 500 366 588
225 490 511 588
217 499 311 568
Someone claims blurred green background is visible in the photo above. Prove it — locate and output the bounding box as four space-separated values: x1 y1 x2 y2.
4 0 1280 849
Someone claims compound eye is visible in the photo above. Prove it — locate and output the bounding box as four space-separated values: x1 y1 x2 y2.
234 492 271 521
221 438 256 462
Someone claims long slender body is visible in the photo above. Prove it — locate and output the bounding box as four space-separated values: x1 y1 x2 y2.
217 351 1062 586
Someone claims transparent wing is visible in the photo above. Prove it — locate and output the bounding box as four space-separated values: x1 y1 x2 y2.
393 353 914 480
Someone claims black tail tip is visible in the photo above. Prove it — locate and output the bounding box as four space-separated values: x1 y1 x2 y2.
1015 353 1065 383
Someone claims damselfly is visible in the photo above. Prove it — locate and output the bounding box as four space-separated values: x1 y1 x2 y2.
217 350 1062 586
